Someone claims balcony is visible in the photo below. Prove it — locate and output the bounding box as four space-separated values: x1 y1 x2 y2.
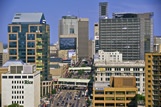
36 45 42 49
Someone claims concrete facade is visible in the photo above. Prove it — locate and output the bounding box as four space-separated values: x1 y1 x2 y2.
95 60 145 95
1 64 40 107
98 50 122 62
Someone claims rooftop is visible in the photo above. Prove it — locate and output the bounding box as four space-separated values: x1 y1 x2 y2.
58 78 90 83
12 13 45 24
3 60 24 67
94 82 110 88
95 60 145 67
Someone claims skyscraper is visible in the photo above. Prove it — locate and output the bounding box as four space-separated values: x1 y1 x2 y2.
145 53 161 107
99 12 154 60
8 13 50 81
58 15 89 60
99 2 108 18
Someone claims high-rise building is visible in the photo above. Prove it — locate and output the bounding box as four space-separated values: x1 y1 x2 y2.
153 36 161 53
145 53 161 107
94 23 99 54
93 77 137 107
1 63 40 107
99 2 108 18
99 12 154 60
58 15 89 60
8 13 50 81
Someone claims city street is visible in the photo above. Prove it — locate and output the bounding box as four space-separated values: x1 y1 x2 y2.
51 90 86 107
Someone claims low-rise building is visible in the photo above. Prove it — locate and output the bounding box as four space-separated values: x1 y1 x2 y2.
1 64 40 107
95 60 145 95
93 77 137 107
98 50 122 63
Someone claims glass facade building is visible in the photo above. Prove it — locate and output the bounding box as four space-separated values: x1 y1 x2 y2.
8 13 51 81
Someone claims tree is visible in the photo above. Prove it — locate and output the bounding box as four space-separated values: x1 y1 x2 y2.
78 70 85 75
52 88 56 94
87 98 91 107
81 64 86 67
8 103 23 107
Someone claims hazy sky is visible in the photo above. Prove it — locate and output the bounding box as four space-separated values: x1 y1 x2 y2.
0 0 161 44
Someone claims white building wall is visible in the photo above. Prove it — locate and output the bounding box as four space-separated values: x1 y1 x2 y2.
95 62 145 95
2 72 40 107
98 50 122 62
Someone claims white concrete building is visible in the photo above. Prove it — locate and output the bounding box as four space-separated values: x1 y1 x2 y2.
2 64 40 107
98 50 122 62
95 60 145 95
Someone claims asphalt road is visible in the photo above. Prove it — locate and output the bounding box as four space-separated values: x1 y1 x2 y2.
51 90 86 107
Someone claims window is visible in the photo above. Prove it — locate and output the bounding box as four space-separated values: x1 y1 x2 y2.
70 28 74 34
148 70 151 73
148 95 151 97
148 100 151 103
95 91 104 94
136 83 140 86
28 76 33 79
148 60 151 63
105 91 114 95
136 78 140 81
148 65 151 68
148 85 151 88
22 76 27 78
101 78 102 81
2 76 7 79
148 80 151 83
15 76 21 79
9 76 13 79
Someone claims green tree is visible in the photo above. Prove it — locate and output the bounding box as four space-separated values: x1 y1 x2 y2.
8 103 23 107
81 64 86 67
87 98 91 106
78 70 85 75
52 88 56 94
136 94 145 101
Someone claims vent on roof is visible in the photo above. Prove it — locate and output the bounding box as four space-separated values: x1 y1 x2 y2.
14 17 20 19
16 13 21 16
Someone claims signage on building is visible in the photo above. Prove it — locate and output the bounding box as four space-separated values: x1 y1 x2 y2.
98 68 106 71
95 88 104 90
24 80 33 84
95 36 99 40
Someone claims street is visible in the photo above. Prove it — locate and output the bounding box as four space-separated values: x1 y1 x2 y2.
51 90 86 107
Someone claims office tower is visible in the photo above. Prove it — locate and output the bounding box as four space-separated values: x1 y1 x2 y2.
50 42 59 57
1 63 40 107
8 13 50 81
95 60 145 95
99 13 154 60
145 53 161 107
99 2 108 18
153 36 161 53
94 23 99 54
93 77 137 107
88 40 93 59
58 15 89 61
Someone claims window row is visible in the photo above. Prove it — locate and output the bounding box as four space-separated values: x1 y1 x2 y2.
2 76 33 79
12 91 24 94
12 85 24 89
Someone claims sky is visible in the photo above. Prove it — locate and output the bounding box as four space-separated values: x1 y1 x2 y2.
0 0 161 45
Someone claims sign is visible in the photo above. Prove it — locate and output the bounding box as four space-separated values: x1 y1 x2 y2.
68 51 76 58
24 80 33 84
95 36 99 40
95 88 104 90
98 68 106 71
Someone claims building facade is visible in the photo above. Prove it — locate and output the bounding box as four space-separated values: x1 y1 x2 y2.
0 42 8 66
98 50 122 62
95 60 145 95
145 53 161 107
153 36 161 53
58 16 89 60
93 77 137 107
99 2 108 18
8 13 50 81
94 23 99 54
99 13 154 60
1 64 40 107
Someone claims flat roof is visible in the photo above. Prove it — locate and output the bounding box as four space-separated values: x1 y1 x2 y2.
94 82 110 88
69 67 91 70
58 78 90 83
